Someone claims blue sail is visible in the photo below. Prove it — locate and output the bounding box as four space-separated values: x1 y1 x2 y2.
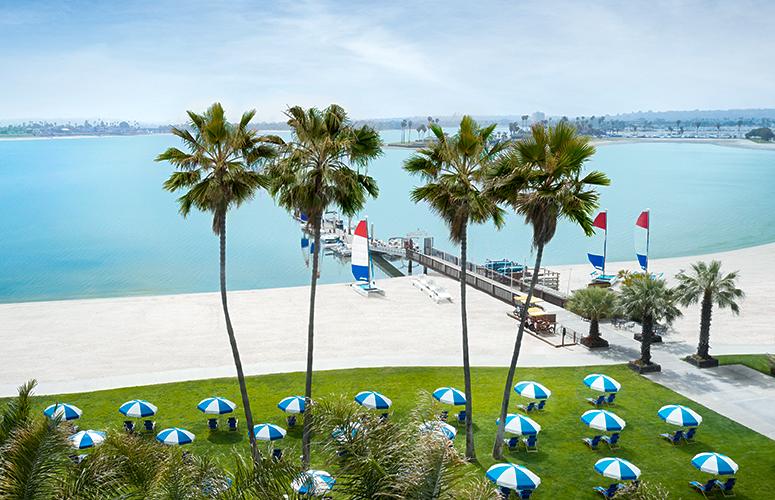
636 253 648 271
587 253 605 271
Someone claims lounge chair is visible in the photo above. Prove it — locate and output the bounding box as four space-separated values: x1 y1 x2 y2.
587 395 606 407
457 410 466 424
380 412 389 422
715 478 736 497
227 417 238 432
287 415 297 427
583 435 602 449
517 489 533 499
522 435 538 452
143 420 155 432
207 418 218 430
535 400 546 411
601 432 620 449
439 410 449 422
605 393 616 405
498 486 511 499
272 448 283 460
68 454 86 464
660 429 684 445
690 479 717 498
504 436 520 451
123 420 135 433
517 402 537 413
684 427 697 442
594 484 623 498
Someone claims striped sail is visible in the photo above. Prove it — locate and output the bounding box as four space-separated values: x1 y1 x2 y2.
351 220 369 282
587 211 607 272
635 209 649 271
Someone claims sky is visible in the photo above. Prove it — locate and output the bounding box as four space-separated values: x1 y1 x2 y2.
1 0 774 123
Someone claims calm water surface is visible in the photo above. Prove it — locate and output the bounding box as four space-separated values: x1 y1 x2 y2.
1 132 773 303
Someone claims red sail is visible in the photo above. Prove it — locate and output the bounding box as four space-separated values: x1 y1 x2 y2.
636 210 649 229
592 211 607 230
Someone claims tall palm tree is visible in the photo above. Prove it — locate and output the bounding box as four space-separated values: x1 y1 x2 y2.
267 104 382 466
404 116 508 460
566 287 617 348
618 275 681 370
675 260 744 366
156 103 275 462
488 122 610 459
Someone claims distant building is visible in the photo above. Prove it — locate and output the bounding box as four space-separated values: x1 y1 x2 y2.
530 111 546 124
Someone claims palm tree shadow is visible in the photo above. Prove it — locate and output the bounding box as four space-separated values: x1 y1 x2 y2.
207 431 243 445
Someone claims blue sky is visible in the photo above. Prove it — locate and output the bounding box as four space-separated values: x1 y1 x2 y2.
1 0 773 122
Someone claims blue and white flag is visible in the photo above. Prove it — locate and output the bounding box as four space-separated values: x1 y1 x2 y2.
514 381 552 400
354 391 392 410
156 427 194 446
119 400 157 418
278 396 306 414
197 397 236 415
658 405 702 427
432 387 466 406
692 452 738 475
486 463 541 490
43 403 82 421
595 457 641 481
583 374 621 393
581 409 626 432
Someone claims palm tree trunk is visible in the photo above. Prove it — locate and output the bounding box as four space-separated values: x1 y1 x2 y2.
493 242 545 459
219 213 258 463
302 213 322 468
640 314 654 365
697 291 713 359
459 225 475 460
590 318 600 339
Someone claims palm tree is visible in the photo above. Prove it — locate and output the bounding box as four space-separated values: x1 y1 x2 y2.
675 260 744 367
566 287 617 348
267 104 382 467
156 103 275 462
488 122 610 459
618 275 681 372
404 116 508 460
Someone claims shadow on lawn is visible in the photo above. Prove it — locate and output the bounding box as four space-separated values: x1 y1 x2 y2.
207 431 243 445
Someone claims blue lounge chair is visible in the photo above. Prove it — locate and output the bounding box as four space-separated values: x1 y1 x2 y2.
517 489 533 499
504 437 520 451
594 483 623 498
457 410 466 424
522 435 538 452
143 420 155 432
439 410 449 422
123 420 135 433
601 432 620 449
227 417 238 432
380 412 389 422
272 448 283 460
517 402 536 413
660 429 684 445
583 435 602 449
587 395 606 407
287 415 297 427
684 427 697 442
605 393 616 405
535 400 546 410
499 486 511 499
689 479 716 498
207 418 218 430
715 478 736 497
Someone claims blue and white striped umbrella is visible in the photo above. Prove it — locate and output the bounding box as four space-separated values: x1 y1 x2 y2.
496 413 542 436
43 403 82 421
583 374 621 393
486 463 541 490
514 381 552 400
432 387 466 406
581 409 626 431
692 452 738 475
420 421 457 440
292 470 335 495
332 422 362 442
595 457 641 481
119 400 157 418
658 405 703 427
278 396 305 414
69 430 106 449
252 423 286 441
197 397 236 415
156 427 195 446
354 391 392 410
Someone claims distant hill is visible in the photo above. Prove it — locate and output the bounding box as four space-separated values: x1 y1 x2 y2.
607 109 775 122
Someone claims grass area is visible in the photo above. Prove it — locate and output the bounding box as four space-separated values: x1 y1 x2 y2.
21 365 775 498
716 354 773 377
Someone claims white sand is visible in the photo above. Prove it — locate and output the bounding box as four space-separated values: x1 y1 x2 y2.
548 242 775 346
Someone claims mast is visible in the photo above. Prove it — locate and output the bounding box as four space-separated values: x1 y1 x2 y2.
644 209 650 273
602 209 608 275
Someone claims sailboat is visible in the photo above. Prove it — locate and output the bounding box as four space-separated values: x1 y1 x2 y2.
301 234 310 268
635 209 650 272
350 219 385 297
587 210 617 286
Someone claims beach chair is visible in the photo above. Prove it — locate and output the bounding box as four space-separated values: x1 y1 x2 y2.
689 479 717 498
684 427 697 442
660 429 684 445
583 435 602 449
535 400 546 411
517 489 533 499
68 454 86 464
143 420 155 433
207 418 218 431
594 484 623 498
287 415 297 427
517 402 537 413
601 432 620 449
123 420 135 433
587 395 606 407
498 486 512 499
380 412 389 422
439 410 449 422
715 478 736 497
522 435 538 452
605 393 616 405
504 437 520 451
227 417 238 432
272 448 283 461
457 410 466 424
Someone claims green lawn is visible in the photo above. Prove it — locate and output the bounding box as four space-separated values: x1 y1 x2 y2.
716 354 773 377
22 365 775 498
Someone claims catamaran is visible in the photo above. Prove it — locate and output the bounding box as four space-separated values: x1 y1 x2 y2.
350 219 385 297
587 210 617 286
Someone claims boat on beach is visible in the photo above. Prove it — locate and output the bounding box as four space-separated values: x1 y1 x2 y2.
350 220 385 297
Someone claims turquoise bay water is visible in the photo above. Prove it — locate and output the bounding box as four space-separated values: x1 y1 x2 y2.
0 133 773 303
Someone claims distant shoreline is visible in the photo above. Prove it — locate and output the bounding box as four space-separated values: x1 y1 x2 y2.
0 132 172 142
